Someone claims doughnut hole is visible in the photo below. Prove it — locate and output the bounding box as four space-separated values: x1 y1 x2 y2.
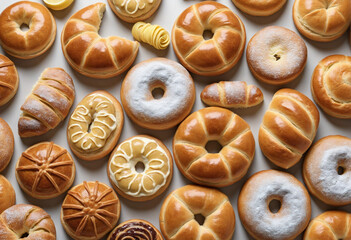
135 161 146 173
203 29 214 40
194 213 206 225
268 199 282 214
337 166 345 175
205 140 222 153
20 23 30 32
20 232 29 238
274 54 281 61
152 87 165 99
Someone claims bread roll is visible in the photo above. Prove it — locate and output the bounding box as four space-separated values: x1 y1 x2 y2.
0 175 15 213
0 118 14 172
232 0 287 16
0 54 19 106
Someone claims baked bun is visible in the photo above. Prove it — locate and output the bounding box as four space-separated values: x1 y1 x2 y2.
304 211 351 240
0 175 15 213
172 1 246 76
0 54 19 106
173 107 255 187
159 185 235 240
67 91 124 161
18 68 75 137
0 118 14 172
201 81 264 108
108 0 162 23
16 142 75 199
259 89 319 169
293 0 351 42
311 55 351 119
61 3 139 78
61 181 120 240
0 1 56 59
232 0 287 16
247 26 307 85
0 204 56 240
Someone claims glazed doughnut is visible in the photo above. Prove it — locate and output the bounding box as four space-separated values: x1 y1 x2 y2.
0 175 15 213
0 118 14 172
0 1 56 59
121 58 195 130
108 135 173 201
173 107 255 187
232 0 287 16
304 211 351 240
0 204 56 240
0 54 19 106
108 0 162 23
16 142 75 199
303 135 351 206
311 55 351 119
160 185 235 240
67 91 124 161
172 1 246 76
247 26 307 85
132 22 170 50
293 0 351 42
238 170 311 240
108 219 163 240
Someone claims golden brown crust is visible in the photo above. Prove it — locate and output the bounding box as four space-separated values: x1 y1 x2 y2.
0 175 15 213
0 1 56 59
0 54 19 106
293 0 351 42
0 204 56 240
159 185 235 240
0 118 14 172
311 55 351 119
232 0 287 16
61 3 139 78
15 142 75 199
61 181 120 240
259 89 319 169
172 1 246 76
173 107 255 187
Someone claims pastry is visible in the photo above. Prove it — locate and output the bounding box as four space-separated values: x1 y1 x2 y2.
67 91 124 161
0 1 56 59
173 107 255 187
16 142 75 199
0 175 15 213
132 22 170 50
172 1 246 76
0 118 14 172
0 54 19 106
18 67 75 137
232 0 287 16
121 58 195 130
43 0 74 10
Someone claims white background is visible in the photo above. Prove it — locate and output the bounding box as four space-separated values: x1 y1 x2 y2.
0 0 350 239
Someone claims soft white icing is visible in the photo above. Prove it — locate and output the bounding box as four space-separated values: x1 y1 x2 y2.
118 0 154 14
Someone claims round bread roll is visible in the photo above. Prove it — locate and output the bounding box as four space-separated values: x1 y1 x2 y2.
0 118 14 172
311 55 351 119
232 0 287 16
172 1 246 76
0 54 19 106
247 26 307 85
121 58 195 130
293 0 351 42
304 211 351 240
67 91 124 161
238 170 311 240
15 142 75 199
303 135 351 206
0 204 56 240
159 185 235 240
61 181 120 240
108 0 162 23
0 175 15 213
173 107 255 187
0 1 56 59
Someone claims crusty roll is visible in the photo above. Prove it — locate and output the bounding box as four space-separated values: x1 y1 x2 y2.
61 3 139 78
18 68 75 138
0 54 19 106
201 81 264 108
0 204 56 240
0 118 14 172
293 0 351 42
172 1 246 76
259 89 319 169
232 0 287 16
0 175 15 213
311 55 351 119
304 211 351 240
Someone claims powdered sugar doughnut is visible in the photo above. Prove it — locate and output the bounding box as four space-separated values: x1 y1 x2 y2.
121 58 195 130
303 135 351 206
247 26 307 85
238 170 311 240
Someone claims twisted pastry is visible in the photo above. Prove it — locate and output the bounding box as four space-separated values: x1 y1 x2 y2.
132 22 170 50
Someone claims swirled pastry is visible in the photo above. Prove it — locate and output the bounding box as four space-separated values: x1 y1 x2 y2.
0 54 19 106
108 135 173 201
67 91 124 161
132 22 170 50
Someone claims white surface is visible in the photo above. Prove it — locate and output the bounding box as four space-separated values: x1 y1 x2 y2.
0 0 350 239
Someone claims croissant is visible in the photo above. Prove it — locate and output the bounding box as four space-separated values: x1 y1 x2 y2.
18 68 75 137
61 3 139 78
